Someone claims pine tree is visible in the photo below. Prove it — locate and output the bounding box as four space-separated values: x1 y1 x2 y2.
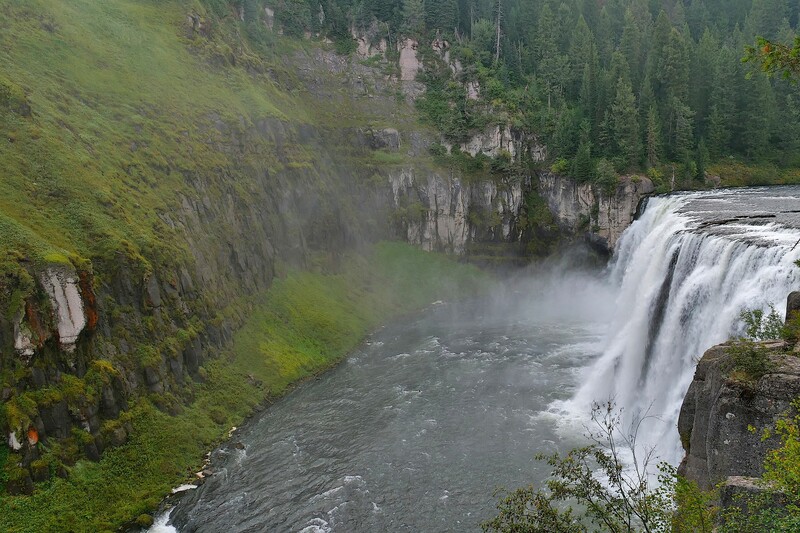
695 138 710 180
611 77 641 170
572 141 594 182
672 97 695 163
646 105 662 168
402 0 426 36
425 0 458 33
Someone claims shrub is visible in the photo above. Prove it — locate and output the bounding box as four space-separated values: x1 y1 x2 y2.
728 339 775 382
483 402 678 532
740 305 783 341
550 157 569 174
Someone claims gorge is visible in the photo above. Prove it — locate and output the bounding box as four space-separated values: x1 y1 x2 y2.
3 0 800 531
151 186 800 531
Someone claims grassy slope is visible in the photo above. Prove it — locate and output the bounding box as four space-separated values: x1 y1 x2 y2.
0 0 490 530
0 0 299 262
0 242 491 532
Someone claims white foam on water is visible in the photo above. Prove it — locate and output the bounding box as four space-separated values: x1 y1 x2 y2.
556 192 800 464
147 508 177 533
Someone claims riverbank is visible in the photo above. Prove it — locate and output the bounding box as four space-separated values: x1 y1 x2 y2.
0 242 491 532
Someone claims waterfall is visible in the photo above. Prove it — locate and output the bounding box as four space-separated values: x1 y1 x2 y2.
561 189 800 463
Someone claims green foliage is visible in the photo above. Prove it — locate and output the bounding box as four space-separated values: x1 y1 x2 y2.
276 0 312 37
723 305 788 383
0 242 490 531
673 477 718 532
744 36 800 80
483 402 678 533
783 308 800 345
727 339 776 383
550 157 569 174
595 158 619 194
740 305 784 340
0 445 9 492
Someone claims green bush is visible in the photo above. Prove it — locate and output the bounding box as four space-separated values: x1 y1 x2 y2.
728 339 775 382
740 305 784 341
484 402 677 533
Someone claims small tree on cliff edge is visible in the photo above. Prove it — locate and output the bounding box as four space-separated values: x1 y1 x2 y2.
482 402 694 533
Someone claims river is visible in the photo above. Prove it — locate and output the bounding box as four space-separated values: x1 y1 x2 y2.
153 186 800 532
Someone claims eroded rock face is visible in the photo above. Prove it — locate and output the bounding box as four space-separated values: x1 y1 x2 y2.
460 125 517 158
677 342 800 490
11 265 89 357
13 310 36 357
39 267 87 352
399 38 421 81
388 168 527 255
537 172 654 252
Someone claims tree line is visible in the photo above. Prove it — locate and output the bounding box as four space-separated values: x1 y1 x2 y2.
226 0 800 185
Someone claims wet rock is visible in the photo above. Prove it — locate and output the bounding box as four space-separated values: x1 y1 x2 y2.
183 337 203 376
678 342 800 489
169 355 185 384
84 440 101 461
39 400 71 439
144 367 165 394
145 275 162 308
30 367 47 388
109 426 128 447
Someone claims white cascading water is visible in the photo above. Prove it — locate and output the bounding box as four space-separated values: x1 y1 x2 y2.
560 190 800 463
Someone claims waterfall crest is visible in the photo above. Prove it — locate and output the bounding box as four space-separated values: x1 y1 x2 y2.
562 188 800 462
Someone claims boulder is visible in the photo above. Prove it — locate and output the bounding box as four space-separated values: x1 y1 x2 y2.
678 342 800 489
786 291 800 320
720 476 787 517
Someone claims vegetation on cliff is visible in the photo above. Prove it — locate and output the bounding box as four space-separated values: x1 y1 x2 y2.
278 0 800 190
0 242 490 531
0 0 494 528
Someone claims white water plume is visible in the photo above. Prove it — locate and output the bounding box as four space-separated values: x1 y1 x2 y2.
559 190 800 463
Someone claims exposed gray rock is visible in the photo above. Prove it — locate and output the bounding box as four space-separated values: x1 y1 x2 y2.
38 266 87 352
787 291 800 318
388 168 527 255
358 127 400 151
145 275 162 308
678 342 800 490
537 172 655 252
720 476 787 516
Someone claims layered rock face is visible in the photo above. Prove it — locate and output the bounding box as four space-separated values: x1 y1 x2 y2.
537 172 655 252
388 169 528 255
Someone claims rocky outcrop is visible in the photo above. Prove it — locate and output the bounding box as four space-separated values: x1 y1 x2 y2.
388 169 528 255
537 172 655 252
12 264 91 358
38 267 87 352
677 341 800 490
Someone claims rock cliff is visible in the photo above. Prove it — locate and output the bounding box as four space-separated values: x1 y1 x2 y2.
0 2 653 496
537 172 655 252
677 342 800 490
678 293 800 491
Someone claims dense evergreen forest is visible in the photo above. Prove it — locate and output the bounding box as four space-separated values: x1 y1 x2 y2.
252 0 800 186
